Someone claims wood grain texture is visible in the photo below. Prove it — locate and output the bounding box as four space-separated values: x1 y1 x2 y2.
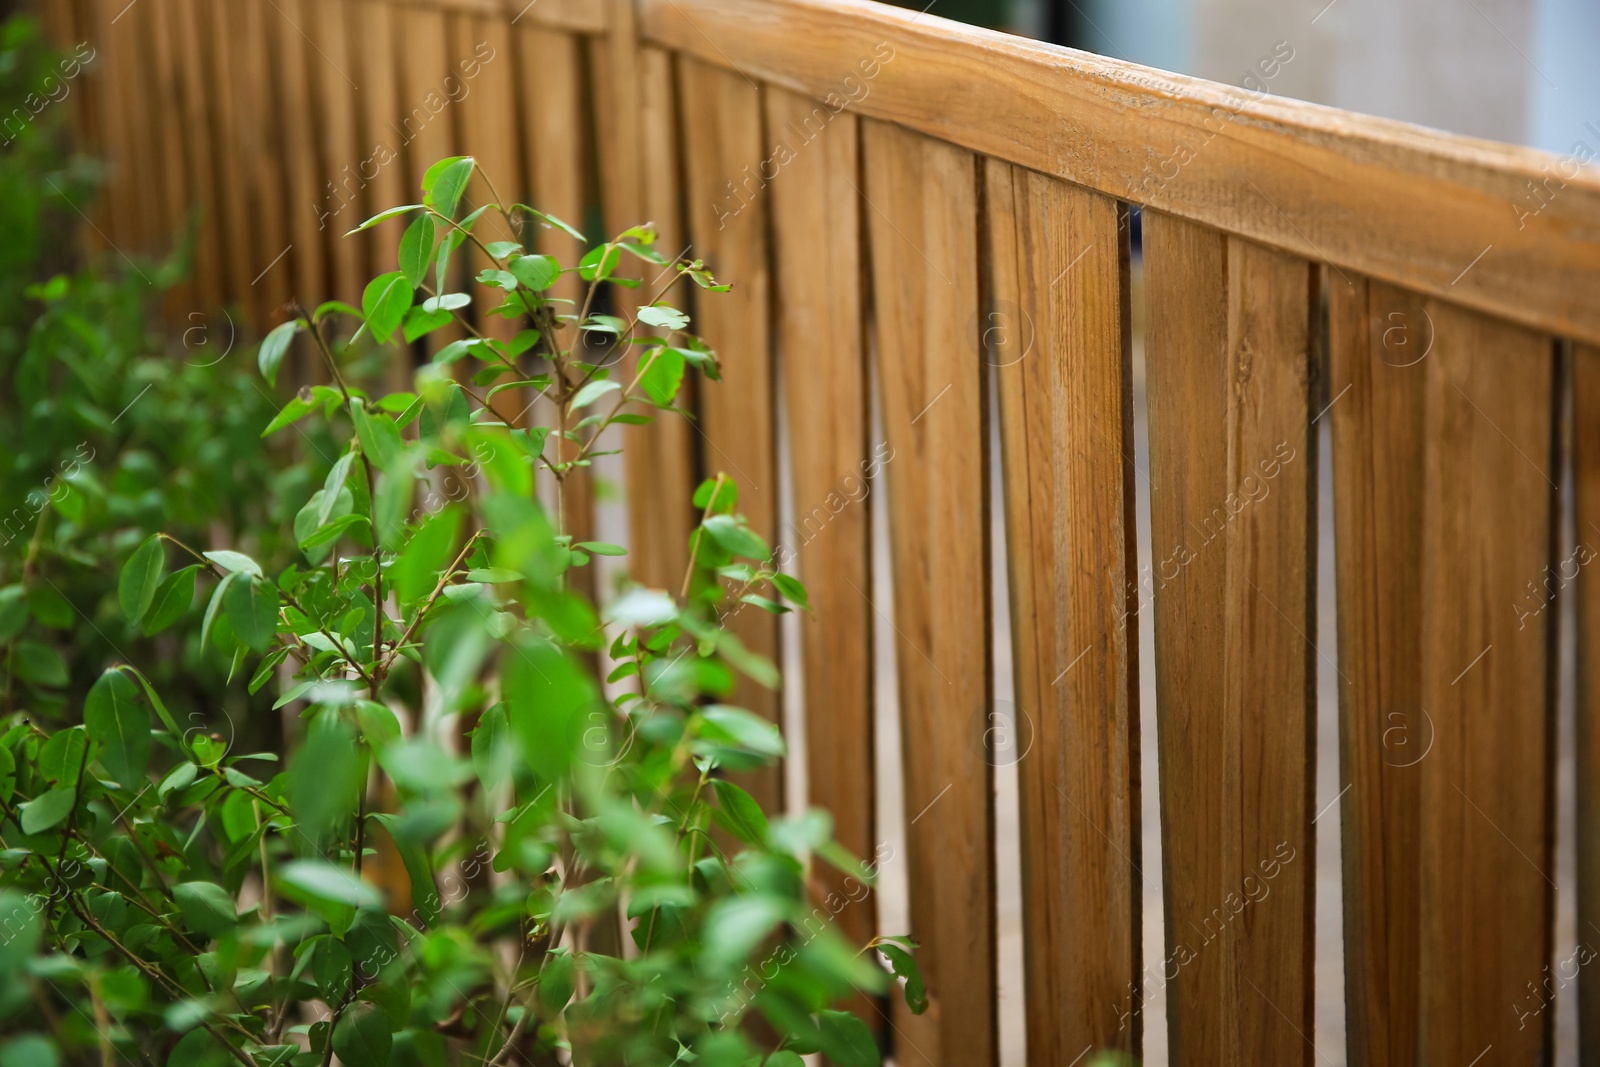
862 118 994 1067
986 160 1139 1058
1577 344 1600 1067
766 84 876 957
1142 213 1316 1065
144 0 196 305
386 0 608 32
273 0 328 315
679 57 783 814
353 0 409 311
641 0 1600 348
310 0 364 305
171 0 227 309
1417 307 1557 1064
607 44 699 591
229 0 293 325
1327 277 1427 1067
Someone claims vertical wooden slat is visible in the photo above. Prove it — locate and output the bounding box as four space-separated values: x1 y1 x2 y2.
766 83 876 987
273 0 327 311
173 0 228 310
1417 306 1556 1064
620 45 698 591
986 161 1139 1057
311 0 364 306
1143 214 1316 1065
1328 277 1427 1067
232 0 293 325
452 12 522 349
1577 343 1600 1067
354 0 408 293
862 118 994 1067
397 4 455 199
679 57 783 814
90 0 139 252
208 0 259 310
143 0 192 274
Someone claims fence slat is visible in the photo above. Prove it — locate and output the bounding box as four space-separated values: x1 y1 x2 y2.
618 45 698 591
679 56 783 814
985 160 1140 1057
354 0 408 326
862 117 994 1067
273 0 327 318
1417 306 1557 1063
231 0 292 325
1143 213 1316 1065
309 1 363 306
766 83 877 996
1327 277 1426 1067
1578 344 1600 1067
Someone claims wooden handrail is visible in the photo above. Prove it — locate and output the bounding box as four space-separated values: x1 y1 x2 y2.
641 0 1600 347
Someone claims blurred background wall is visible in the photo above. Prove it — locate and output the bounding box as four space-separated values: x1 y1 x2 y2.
886 0 1600 155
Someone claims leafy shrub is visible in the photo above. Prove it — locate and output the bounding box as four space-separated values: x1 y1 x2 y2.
0 145 924 1067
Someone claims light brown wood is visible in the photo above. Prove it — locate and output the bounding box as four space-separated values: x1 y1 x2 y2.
766 83 876 966
986 160 1139 1057
1576 344 1600 1067
308 0 364 306
208 0 263 312
1143 213 1316 1065
862 118 994 1067
607 44 699 591
171 0 226 310
273 0 328 314
232 0 293 325
397 4 458 196
1417 306 1557 1063
679 57 783 815
1327 276 1428 1067
387 0 608 32
143 0 195 302
641 0 1600 348
353 0 409 301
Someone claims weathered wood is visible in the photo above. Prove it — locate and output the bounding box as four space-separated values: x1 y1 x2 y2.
679 56 783 814
1142 213 1316 1065
310 0 364 306
1327 277 1427 1067
766 82 876 968
272 0 328 316
353 0 409 312
1576 343 1600 1067
387 0 608 32
640 0 1600 348
986 160 1139 1057
862 117 994 1067
608 43 698 591
1416 306 1557 1063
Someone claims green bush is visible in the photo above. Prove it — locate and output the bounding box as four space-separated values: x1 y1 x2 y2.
0 47 926 1061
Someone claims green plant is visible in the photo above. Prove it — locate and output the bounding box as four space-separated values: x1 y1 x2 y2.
0 154 925 1067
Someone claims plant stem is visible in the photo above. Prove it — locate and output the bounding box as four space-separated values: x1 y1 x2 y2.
680 473 726 599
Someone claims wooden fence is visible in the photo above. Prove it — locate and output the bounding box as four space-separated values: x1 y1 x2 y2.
38 0 1600 1062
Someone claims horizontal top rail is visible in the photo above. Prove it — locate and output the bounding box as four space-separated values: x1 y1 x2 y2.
642 0 1600 346
389 0 608 32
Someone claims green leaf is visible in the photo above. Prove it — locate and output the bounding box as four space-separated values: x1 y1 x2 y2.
701 705 786 759
262 395 316 437
878 942 928 1014
399 215 437 288
369 813 440 926
346 204 424 234
817 1010 879 1067
288 716 363 851
84 669 149 786
710 779 769 846
422 156 475 219
362 272 414 345
14 642 67 687
225 576 280 653
258 321 299 388
278 860 381 910
538 950 575 1015
351 399 402 471
421 292 471 314
403 304 453 343
19 785 75 834
332 1002 393 1067
640 346 685 407
0 1036 58 1067
568 379 620 413
771 572 810 611
144 565 199 635
485 241 521 258
318 452 358 527
576 541 626 557
702 894 783 967
694 476 738 514
201 571 236 652
392 507 463 606
578 243 620 282
172 881 237 939
118 534 165 623
703 514 770 560
508 254 560 291
204 550 262 578
637 304 689 331
477 268 518 291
